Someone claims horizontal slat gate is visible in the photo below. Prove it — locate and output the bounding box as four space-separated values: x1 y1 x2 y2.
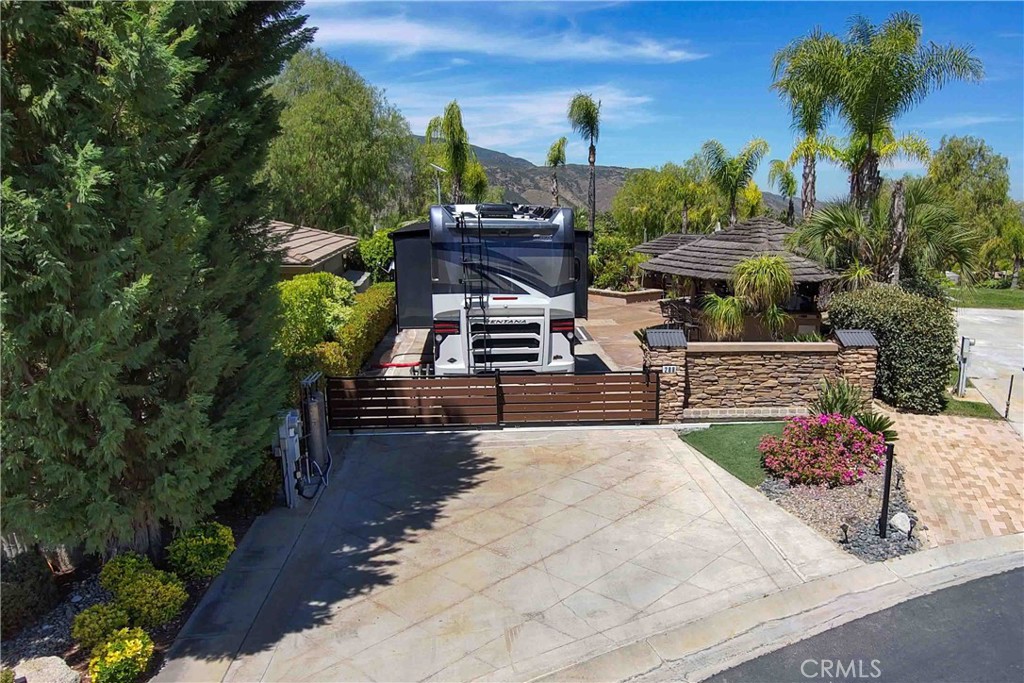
325 373 657 430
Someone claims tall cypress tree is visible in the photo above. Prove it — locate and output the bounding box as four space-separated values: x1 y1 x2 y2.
1 1 313 554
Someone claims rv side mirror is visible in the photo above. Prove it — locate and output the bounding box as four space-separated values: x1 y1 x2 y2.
574 258 581 281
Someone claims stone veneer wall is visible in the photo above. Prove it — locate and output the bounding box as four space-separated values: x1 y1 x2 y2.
645 340 878 422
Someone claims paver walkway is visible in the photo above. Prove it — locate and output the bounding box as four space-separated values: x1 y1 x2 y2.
581 297 665 371
887 411 1024 547
156 428 858 683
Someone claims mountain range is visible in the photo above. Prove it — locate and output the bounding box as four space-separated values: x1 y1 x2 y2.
468 143 795 217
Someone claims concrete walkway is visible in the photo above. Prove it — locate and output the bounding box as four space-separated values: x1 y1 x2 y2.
155 428 859 683
956 307 1023 435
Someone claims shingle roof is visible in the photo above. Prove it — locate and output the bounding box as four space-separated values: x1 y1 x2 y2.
632 232 705 256
645 328 688 348
268 221 358 266
638 217 836 283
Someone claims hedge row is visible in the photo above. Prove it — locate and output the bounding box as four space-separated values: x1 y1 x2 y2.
828 286 956 414
309 282 396 377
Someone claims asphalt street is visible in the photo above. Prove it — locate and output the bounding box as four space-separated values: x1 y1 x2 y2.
707 567 1024 683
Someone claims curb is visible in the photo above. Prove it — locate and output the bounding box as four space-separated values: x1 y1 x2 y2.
533 533 1024 682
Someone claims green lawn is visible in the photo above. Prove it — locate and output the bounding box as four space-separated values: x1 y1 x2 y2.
942 395 1004 420
680 422 783 486
950 287 1024 310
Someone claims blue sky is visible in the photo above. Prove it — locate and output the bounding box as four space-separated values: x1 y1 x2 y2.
305 1 1024 200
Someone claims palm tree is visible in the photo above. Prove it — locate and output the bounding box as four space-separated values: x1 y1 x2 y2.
785 13 983 208
772 30 834 218
546 137 567 205
700 294 745 341
701 138 770 226
980 209 1024 288
768 160 798 225
792 177 976 283
819 129 931 199
425 100 471 203
567 93 601 235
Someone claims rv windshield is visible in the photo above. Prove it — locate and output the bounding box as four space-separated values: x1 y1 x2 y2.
432 237 575 297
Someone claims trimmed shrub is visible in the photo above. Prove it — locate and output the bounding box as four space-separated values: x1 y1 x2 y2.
0 552 59 638
276 272 357 357
2 668 14 683
828 286 956 413
72 603 130 652
88 627 154 683
168 522 236 580
98 553 155 595
759 414 886 487
115 570 188 628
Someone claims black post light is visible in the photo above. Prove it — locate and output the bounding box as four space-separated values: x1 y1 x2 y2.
878 442 895 539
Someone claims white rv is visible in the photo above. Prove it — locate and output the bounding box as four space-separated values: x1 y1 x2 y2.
393 203 586 375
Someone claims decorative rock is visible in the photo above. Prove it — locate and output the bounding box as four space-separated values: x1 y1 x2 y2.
69 595 82 604
14 657 80 683
890 512 912 534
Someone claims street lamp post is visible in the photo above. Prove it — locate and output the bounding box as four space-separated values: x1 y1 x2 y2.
430 163 447 204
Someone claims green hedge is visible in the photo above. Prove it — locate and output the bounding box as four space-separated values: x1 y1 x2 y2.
307 282 396 377
828 286 956 414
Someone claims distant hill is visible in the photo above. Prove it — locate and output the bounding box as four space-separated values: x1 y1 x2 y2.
417 137 795 217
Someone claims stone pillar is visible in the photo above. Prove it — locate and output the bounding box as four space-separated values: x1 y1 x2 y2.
836 345 878 404
643 345 687 423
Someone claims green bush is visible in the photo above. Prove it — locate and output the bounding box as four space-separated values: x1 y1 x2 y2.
168 522 236 580
0 552 59 638
589 234 645 291
828 286 956 413
1 668 14 683
358 226 396 283
98 553 155 595
88 627 154 683
276 272 356 357
226 452 282 516
115 570 188 628
72 603 130 652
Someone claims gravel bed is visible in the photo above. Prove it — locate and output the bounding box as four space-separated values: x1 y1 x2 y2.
0 573 110 667
758 462 922 562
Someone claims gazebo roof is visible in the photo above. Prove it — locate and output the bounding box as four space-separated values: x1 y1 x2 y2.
268 221 358 267
632 232 705 256
638 217 836 283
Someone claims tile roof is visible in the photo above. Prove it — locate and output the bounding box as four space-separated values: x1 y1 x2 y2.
268 221 358 267
638 217 836 283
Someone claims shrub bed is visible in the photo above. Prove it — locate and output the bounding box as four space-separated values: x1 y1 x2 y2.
72 604 131 652
828 286 956 413
759 414 886 487
115 569 188 629
308 281 396 376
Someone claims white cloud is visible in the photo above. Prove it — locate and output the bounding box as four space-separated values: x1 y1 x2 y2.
313 15 706 64
916 114 1018 129
383 81 653 162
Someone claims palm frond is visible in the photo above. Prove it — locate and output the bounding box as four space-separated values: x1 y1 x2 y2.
732 255 794 309
546 137 567 168
567 93 601 143
700 294 745 341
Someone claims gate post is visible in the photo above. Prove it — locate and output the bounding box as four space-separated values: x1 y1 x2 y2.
495 370 503 427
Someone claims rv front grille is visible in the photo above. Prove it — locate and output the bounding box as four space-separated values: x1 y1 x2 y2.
473 352 539 364
469 321 541 335
472 337 540 349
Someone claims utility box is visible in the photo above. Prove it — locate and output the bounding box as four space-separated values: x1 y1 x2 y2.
276 410 301 509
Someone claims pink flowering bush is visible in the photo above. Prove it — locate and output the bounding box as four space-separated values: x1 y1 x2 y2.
759 414 886 487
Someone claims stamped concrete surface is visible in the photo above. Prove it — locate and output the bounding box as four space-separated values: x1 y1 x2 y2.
581 297 665 371
886 411 1024 547
155 428 859 683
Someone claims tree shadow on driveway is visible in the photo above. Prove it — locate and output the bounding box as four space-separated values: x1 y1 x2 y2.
161 430 499 677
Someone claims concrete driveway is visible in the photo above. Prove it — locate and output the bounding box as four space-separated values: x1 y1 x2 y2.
956 307 1024 434
156 428 859 683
